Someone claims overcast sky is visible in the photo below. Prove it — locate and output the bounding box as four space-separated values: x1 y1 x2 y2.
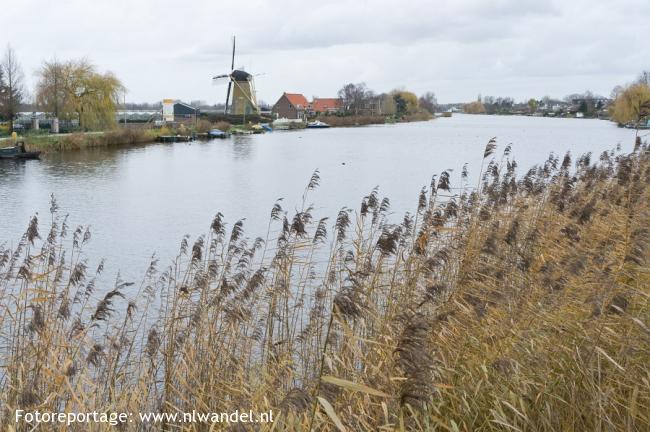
2 0 648 105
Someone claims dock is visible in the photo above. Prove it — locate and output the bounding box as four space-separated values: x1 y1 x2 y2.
156 135 194 143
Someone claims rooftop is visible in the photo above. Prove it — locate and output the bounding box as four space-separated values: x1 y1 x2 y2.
312 98 343 112
283 93 309 108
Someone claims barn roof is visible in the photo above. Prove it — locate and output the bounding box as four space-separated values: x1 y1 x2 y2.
173 102 199 114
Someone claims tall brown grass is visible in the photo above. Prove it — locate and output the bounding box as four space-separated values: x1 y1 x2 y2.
1 140 649 431
23 128 160 153
318 115 386 127
214 121 232 132
402 111 434 122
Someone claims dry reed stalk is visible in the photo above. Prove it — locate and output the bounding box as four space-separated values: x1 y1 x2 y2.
1 142 649 431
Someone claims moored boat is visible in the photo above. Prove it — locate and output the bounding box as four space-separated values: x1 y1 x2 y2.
156 135 193 143
0 142 41 160
208 129 228 138
272 118 305 130
306 120 330 129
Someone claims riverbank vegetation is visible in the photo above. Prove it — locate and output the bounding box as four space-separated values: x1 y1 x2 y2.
317 115 387 127
35 59 124 131
463 99 486 114
20 128 161 152
334 83 435 122
309 85 434 127
0 46 123 135
1 138 648 430
0 46 27 132
609 80 650 125
456 71 650 124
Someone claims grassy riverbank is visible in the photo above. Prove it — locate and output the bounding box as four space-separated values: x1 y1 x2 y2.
1 140 648 431
3 114 435 154
16 128 163 153
319 112 434 127
2 125 202 154
317 114 388 126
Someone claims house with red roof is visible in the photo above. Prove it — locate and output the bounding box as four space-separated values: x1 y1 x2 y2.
311 98 343 114
272 93 310 119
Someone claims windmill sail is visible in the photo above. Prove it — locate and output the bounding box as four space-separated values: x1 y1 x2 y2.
224 36 235 114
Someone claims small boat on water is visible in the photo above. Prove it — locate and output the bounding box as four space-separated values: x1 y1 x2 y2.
157 135 193 143
231 129 255 135
208 129 228 138
306 120 330 129
272 118 305 130
0 142 41 160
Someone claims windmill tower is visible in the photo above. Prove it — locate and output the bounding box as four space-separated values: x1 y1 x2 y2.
213 37 260 116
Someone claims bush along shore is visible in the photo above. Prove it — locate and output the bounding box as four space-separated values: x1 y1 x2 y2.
18 128 165 153
4 113 435 154
8 124 216 154
318 112 433 127
1 140 649 431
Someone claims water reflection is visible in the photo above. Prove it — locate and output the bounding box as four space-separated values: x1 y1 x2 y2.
0 115 638 282
231 136 255 159
0 159 32 178
39 147 128 179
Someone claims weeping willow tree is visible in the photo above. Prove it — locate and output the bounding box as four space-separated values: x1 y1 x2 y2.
609 82 650 125
36 59 124 131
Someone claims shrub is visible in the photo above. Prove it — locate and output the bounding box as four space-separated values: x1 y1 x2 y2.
195 119 213 133
214 120 231 132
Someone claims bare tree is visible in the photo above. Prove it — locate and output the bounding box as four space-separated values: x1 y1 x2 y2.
338 82 371 115
0 66 4 117
36 59 67 119
0 45 26 132
418 92 437 114
610 85 624 100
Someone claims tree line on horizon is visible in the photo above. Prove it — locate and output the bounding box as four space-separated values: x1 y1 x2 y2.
335 82 437 117
463 71 650 125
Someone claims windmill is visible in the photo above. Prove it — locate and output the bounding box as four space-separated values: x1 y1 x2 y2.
213 36 260 116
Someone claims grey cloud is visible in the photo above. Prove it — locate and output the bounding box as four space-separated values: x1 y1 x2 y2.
1 0 647 104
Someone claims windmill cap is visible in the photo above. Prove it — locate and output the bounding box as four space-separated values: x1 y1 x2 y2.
231 70 252 81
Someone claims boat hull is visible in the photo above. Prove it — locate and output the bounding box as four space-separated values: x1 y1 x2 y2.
307 120 331 129
208 129 228 138
0 146 41 160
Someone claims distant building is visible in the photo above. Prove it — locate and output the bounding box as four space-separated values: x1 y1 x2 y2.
162 99 175 122
115 110 161 123
173 102 199 123
272 93 309 119
161 100 199 123
311 98 343 114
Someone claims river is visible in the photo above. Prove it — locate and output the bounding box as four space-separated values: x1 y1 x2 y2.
0 114 637 283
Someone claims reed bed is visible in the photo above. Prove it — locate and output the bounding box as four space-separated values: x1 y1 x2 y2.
23 128 160 153
1 139 649 431
317 115 387 127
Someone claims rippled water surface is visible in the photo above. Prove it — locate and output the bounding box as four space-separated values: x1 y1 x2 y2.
0 114 637 281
